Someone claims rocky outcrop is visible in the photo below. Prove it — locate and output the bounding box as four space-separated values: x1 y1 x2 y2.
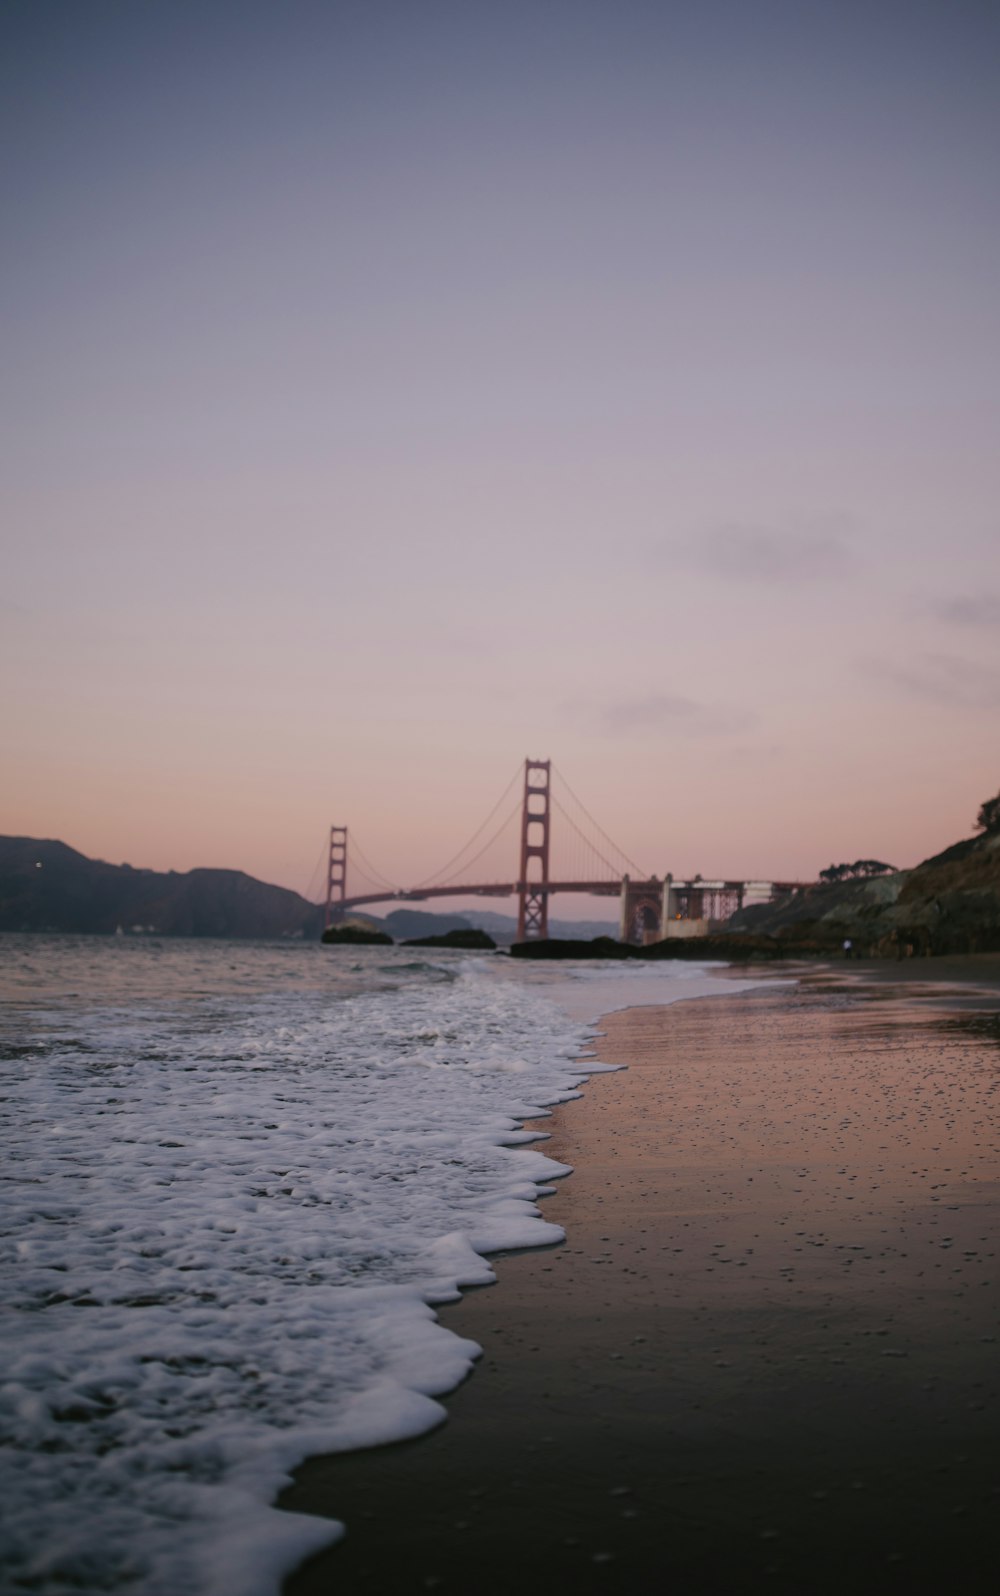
510 936 634 961
510 933 785 961
402 928 497 950
729 829 1000 956
321 923 394 945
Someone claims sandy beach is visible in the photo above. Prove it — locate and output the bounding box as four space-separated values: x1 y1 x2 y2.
280 958 1000 1594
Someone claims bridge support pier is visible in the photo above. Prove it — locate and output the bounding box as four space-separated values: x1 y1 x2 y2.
517 759 551 939
619 875 669 944
662 872 677 929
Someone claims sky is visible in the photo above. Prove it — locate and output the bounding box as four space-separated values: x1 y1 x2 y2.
3 0 998 915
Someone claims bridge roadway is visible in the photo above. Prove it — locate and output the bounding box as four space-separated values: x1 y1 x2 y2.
336 881 622 912
333 879 809 914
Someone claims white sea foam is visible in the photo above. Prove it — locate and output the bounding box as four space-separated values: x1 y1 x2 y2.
0 937 760 1594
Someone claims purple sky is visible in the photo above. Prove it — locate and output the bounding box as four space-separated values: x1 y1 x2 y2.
3 0 998 913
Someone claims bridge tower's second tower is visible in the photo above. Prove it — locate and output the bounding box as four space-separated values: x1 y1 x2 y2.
325 826 348 930
517 759 551 940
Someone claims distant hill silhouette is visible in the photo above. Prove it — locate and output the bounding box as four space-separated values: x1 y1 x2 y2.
382 907 618 944
0 837 325 940
0 837 621 943
381 907 475 940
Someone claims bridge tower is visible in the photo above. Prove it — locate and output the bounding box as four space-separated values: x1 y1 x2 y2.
517 759 551 940
325 826 348 929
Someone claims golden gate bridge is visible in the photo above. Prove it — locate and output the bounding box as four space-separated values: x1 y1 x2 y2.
320 759 811 943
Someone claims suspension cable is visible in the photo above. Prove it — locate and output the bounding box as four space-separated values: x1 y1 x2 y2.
410 761 524 889
550 795 624 879
349 862 396 894
349 832 400 892
552 764 649 877
433 799 522 887
302 836 329 903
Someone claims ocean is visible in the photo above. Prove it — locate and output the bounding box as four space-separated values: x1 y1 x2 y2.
0 934 762 1595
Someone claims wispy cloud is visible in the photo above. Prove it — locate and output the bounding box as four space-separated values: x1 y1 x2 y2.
673 522 856 584
931 594 1000 629
578 692 754 739
862 652 1000 710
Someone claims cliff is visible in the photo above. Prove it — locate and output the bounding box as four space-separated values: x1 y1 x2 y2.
729 828 1000 955
0 836 324 940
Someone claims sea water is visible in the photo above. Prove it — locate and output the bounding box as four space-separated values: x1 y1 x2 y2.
0 935 758 1595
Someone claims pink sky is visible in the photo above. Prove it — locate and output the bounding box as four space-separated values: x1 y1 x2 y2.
3 1 998 917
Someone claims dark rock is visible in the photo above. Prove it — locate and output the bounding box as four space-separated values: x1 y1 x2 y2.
510 933 785 961
402 928 497 950
509 936 635 960
642 934 785 960
321 925 394 945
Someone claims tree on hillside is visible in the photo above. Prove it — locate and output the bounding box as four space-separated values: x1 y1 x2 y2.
976 792 1000 834
820 860 896 883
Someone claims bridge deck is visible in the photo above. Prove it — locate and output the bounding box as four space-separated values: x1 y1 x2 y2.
334 879 810 913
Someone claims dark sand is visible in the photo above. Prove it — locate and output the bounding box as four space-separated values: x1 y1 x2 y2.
281 958 1000 1594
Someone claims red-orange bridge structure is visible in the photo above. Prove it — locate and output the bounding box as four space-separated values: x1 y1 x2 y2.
323 759 812 943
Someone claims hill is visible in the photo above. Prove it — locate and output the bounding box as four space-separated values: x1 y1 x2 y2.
0 839 620 944
381 907 617 944
728 828 1000 955
381 908 475 940
0 837 324 940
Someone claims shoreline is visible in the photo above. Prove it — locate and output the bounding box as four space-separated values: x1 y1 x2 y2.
280 957 1000 1593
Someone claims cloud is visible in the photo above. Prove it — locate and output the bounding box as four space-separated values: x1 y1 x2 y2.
931 594 1000 629
583 692 754 739
862 652 1000 710
675 523 856 584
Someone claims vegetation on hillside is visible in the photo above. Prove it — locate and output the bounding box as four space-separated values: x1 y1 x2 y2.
976 791 1000 834
819 860 896 883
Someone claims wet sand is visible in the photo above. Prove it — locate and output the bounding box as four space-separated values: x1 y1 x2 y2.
281 960 1000 1594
